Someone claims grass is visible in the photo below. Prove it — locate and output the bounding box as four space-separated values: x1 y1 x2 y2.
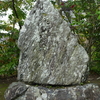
0 83 10 100
0 76 17 100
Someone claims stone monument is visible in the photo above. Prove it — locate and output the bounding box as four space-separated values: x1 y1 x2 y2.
5 0 100 100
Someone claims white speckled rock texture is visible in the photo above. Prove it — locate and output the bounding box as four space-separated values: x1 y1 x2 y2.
5 82 100 100
17 0 89 85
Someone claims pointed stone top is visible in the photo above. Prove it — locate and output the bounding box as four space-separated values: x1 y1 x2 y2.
17 0 89 85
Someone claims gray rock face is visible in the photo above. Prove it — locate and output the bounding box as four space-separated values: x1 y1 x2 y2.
4 82 29 100
4 0 100 100
5 82 100 100
17 0 89 85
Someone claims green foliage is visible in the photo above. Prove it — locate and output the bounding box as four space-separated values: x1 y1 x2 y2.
0 0 35 77
70 0 100 74
90 66 100 74
0 33 19 76
54 0 100 74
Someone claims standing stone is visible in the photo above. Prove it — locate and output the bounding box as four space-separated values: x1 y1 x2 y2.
4 0 100 100
17 0 89 85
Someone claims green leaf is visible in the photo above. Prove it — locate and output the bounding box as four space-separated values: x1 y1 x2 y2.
51 1 56 6
97 15 100 20
96 11 100 14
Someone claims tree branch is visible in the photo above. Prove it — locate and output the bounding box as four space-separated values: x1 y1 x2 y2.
12 0 22 30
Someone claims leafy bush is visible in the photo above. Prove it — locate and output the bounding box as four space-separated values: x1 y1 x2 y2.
0 0 35 77
52 0 100 74
0 32 19 76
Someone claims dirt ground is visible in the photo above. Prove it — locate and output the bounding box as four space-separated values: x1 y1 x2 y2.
0 76 17 100
88 72 100 86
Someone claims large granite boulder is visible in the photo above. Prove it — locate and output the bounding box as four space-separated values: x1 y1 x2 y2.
5 82 100 100
17 0 89 85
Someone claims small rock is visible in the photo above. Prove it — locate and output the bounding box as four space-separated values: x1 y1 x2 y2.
4 82 29 100
97 77 100 80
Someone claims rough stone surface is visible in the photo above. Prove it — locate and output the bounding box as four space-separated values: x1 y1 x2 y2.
17 0 89 85
4 82 29 100
5 82 100 100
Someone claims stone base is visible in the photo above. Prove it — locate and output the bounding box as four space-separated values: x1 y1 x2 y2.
5 82 100 100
